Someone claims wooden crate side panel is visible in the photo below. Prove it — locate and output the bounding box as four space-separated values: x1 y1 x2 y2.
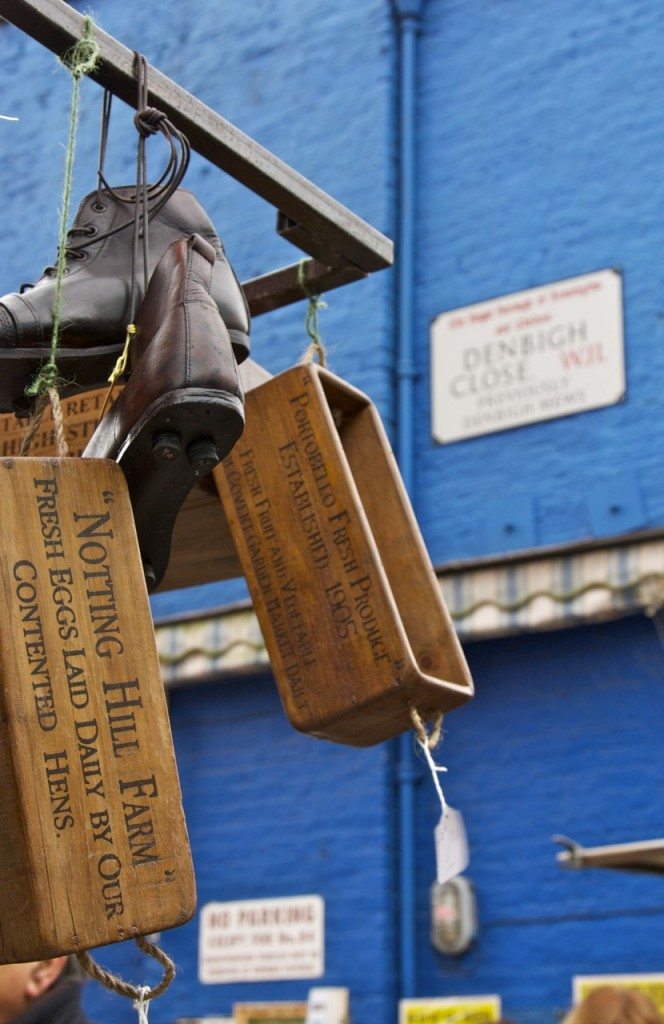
336 400 472 698
217 366 420 745
0 458 195 959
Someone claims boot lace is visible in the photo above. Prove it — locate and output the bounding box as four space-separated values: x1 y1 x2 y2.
35 225 99 282
21 56 190 301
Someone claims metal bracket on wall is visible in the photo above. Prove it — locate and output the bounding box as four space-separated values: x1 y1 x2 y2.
0 0 392 318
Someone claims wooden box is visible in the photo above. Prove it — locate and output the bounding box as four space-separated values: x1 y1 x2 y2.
0 457 195 962
216 365 473 746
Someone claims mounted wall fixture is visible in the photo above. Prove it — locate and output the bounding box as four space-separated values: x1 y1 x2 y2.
430 876 478 956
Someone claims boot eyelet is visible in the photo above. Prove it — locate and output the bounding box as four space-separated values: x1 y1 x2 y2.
91 201 106 212
86 225 98 236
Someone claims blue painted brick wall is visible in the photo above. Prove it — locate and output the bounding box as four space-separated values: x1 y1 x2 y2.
415 616 664 1022
83 675 397 1024
416 0 664 564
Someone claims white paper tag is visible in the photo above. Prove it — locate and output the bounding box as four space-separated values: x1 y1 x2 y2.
434 806 469 884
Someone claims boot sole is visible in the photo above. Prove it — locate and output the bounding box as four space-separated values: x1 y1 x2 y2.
115 387 244 592
0 342 125 413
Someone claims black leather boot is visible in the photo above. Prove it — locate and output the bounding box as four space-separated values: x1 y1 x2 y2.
83 233 244 592
0 186 250 412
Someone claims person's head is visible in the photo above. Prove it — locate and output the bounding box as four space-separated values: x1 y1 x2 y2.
564 986 664 1024
0 957 69 1024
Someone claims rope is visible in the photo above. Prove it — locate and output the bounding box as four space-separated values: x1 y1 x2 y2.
409 705 444 751
410 705 448 818
19 388 69 458
76 934 176 1002
19 392 49 456
26 17 100 401
297 259 328 366
49 388 69 457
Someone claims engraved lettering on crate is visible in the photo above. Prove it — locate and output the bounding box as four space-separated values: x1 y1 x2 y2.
0 459 194 960
0 391 109 459
219 368 404 725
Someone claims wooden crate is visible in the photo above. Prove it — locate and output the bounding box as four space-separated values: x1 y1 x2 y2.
216 365 473 746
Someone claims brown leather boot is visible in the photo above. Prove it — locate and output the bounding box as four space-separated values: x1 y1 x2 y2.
83 233 244 591
0 187 250 412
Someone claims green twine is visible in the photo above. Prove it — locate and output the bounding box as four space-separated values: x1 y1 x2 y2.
297 258 328 365
26 17 100 399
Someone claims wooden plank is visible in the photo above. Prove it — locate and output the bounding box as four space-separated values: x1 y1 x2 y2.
215 365 473 747
276 213 349 266
0 457 195 960
243 261 366 317
0 0 393 275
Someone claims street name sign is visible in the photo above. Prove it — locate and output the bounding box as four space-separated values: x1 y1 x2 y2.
431 269 625 443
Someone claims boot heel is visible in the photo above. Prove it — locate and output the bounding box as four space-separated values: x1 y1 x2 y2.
110 389 244 591
152 431 182 460
187 437 220 476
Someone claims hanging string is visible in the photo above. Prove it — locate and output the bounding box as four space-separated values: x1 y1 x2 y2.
101 54 152 403
134 986 151 1024
410 705 447 817
97 323 136 425
409 705 443 751
76 934 176 1002
297 259 328 366
97 54 192 426
26 18 100 400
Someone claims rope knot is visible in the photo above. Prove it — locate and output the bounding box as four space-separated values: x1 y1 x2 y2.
297 258 328 366
25 360 62 399
61 19 100 79
134 107 168 137
409 705 444 751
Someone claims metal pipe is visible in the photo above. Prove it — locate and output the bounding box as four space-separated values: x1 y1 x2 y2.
392 0 425 1001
